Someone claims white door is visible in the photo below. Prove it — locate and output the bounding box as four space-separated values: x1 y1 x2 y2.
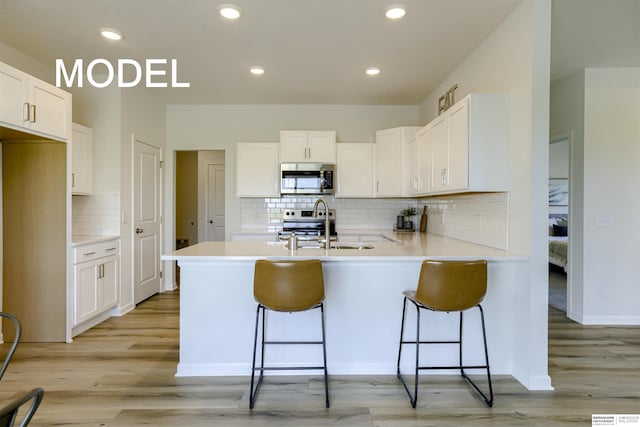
206 164 225 241
133 138 161 304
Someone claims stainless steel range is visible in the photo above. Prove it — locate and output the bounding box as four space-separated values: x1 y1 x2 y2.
278 209 337 241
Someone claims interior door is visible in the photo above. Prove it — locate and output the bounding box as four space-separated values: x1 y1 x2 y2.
133 138 161 304
206 164 225 241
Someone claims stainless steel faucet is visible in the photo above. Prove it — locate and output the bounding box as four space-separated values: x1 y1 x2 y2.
312 198 330 249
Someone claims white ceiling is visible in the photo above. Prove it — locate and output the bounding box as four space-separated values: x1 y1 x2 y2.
0 0 638 105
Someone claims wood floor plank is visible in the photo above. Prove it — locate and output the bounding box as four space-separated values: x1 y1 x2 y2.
0 291 638 426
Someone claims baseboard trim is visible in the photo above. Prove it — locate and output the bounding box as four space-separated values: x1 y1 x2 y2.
581 315 640 326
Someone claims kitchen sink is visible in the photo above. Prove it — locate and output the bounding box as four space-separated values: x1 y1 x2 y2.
331 242 374 250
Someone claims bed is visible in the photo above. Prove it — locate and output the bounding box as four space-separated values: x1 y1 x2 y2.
549 214 568 272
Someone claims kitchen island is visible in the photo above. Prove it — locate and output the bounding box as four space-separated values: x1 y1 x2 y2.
162 232 552 391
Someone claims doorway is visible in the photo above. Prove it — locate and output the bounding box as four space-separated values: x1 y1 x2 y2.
548 135 570 314
174 150 226 249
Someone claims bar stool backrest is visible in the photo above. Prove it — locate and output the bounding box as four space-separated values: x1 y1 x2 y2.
254 259 325 312
415 260 487 311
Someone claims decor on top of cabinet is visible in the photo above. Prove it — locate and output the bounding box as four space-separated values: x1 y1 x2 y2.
438 84 459 115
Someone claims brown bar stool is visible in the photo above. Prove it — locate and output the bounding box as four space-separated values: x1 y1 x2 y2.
397 260 493 407
249 259 329 409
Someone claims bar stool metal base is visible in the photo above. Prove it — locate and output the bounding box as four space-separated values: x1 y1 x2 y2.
396 297 494 408
249 302 330 409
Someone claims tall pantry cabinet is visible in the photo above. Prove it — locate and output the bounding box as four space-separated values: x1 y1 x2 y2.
1 60 72 342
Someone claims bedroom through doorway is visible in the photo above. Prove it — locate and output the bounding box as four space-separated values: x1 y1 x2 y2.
548 136 570 312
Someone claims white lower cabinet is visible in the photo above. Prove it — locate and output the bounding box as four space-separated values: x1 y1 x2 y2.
72 238 120 334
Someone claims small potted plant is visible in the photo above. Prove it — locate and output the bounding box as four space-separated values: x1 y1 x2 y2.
401 207 417 230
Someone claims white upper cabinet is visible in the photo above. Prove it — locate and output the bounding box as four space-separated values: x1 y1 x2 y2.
428 115 450 193
0 62 29 129
439 93 508 194
408 127 434 196
280 130 336 163
375 126 421 197
0 60 71 141
418 93 509 196
336 143 374 198
71 123 93 195
236 143 280 197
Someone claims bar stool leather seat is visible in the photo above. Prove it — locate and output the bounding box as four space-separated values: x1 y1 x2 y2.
249 259 329 409
397 260 493 407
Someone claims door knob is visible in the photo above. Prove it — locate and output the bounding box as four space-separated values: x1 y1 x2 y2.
209 220 214 224
136 228 144 234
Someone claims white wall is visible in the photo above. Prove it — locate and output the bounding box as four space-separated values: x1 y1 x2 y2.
119 87 167 307
550 70 585 322
582 68 640 324
549 139 569 179
419 0 552 390
0 41 52 83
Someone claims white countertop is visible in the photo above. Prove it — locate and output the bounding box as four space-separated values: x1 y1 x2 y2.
163 232 525 262
72 235 120 246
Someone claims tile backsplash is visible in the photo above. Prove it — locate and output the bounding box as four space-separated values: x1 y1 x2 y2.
419 192 509 250
72 191 120 236
239 192 509 250
240 196 418 231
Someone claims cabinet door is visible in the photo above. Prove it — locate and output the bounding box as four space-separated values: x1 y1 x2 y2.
280 131 308 162
0 62 29 129
429 116 448 192
99 257 118 312
74 262 99 326
418 131 432 195
236 143 280 197
29 77 71 141
71 123 93 195
408 137 420 195
307 131 336 163
446 99 469 191
375 128 403 196
336 143 374 197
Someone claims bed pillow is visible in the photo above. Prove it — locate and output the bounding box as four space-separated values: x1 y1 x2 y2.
553 224 568 236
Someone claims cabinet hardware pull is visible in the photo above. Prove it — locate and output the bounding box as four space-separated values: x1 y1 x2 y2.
30 104 36 123
23 102 30 122
72 173 75 188
106 247 117 251
308 147 311 158
84 251 96 256
376 181 379 192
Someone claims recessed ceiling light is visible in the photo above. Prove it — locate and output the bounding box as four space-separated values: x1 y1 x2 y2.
250 66 265 75
219 4 241 20
100 28 123 41
366 67 381 76
385 4 406 20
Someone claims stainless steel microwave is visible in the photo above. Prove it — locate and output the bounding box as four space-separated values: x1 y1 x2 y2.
280 163 335 195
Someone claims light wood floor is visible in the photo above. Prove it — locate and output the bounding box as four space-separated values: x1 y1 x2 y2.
2 291 639 426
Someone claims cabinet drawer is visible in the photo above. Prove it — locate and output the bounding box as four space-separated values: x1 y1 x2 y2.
73 240 120 264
